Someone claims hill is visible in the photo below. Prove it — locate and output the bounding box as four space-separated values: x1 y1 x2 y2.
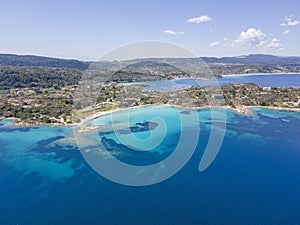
1 53 300 86
0 54 89 69
1 53 300 69
201 54 300 65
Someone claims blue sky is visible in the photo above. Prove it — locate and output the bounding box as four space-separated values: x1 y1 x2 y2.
0 0 299 60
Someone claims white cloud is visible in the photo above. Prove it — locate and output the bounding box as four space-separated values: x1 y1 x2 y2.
235 28 283 50
235 28 266 46
163 29 185 35
282 30 291 35
209 41 220 47
280 16 299 26
265 38 283 49
223 37 228 41
187 15 212 24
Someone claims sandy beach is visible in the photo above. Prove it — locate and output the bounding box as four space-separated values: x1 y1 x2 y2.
2 104 300 127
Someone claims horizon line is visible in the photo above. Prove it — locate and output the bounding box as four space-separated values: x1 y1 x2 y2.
0 52 299 62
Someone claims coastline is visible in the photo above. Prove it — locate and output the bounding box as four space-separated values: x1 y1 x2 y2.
1 104 300 127
66 104 298 126
249 106 300 112
222 72 300 78
0 116 74 127
75 106 144 125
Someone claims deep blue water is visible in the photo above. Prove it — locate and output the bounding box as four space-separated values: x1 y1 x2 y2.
138 73 300 91
1 106 300 224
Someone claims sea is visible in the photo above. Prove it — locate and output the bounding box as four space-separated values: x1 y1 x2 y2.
1 73 300 225
138 73 300 91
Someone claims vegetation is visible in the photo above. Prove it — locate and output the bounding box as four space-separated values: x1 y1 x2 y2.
0 88 74 125
0 54 89 69
0 53 300 125
221 83 300 108
2 79 300 125
0 66 82 90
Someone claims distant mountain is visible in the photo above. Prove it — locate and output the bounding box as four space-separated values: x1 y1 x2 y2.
1 53 300 69
1 53 300 89
0 54 89 69
201 54 300 65
1 53 300 76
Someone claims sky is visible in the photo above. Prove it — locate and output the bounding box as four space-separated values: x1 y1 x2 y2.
0 0 300 60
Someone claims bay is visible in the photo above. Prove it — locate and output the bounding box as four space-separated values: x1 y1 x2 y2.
134 73 300 91
1 106 300 224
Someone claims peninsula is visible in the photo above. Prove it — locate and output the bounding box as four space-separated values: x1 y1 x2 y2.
1 53 300 125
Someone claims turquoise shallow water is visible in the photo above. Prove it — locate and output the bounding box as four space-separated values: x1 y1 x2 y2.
1 106 300 224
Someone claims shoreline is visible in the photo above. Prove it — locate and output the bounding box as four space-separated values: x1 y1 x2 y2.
75 106 144 125
2 104 299 127
77 104 253 125
221 72 300 78
0 104 300 127
249 106 300 112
